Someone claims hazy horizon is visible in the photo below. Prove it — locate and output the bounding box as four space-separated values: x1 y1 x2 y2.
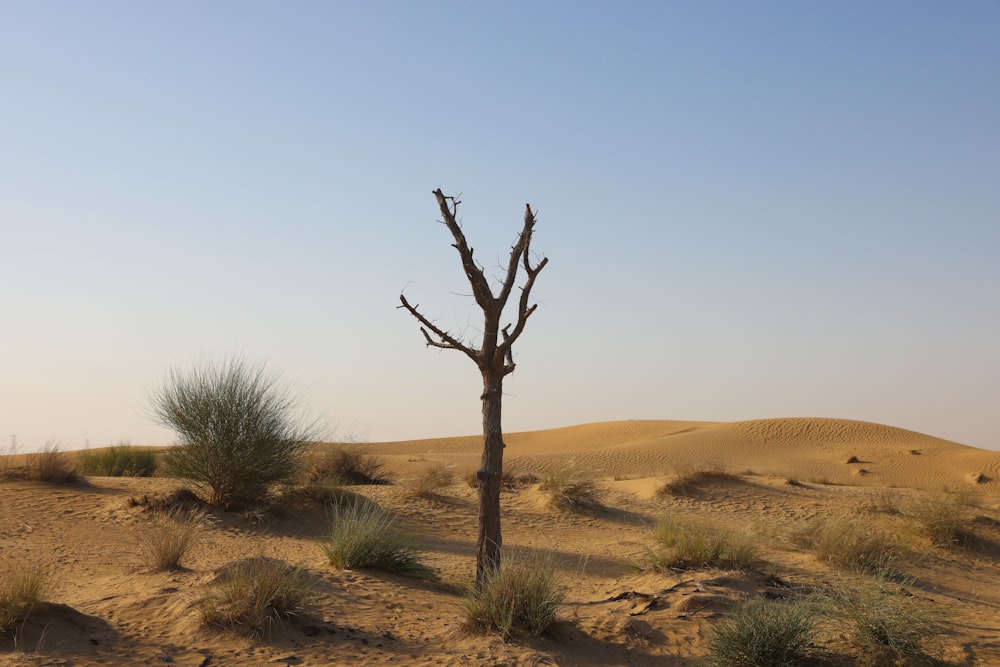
2 2 998 452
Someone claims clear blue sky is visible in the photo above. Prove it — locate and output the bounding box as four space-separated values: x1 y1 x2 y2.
2 2 998 451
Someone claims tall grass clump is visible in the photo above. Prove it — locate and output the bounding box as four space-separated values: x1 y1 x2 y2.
79 442 158 477
405 462 454 498
907 494 975 548
464 551 564 638
135 507 208 571
795 516 900 576
0 564 49 636
151 357 314 507
539 461 602 511
200 558 311 638
650 516 757 570
823 575 941 663
322 500 424 574
301 444 389 486
703 597 819 667
27 442 79 484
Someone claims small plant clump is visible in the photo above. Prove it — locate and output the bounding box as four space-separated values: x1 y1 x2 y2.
823 575 942 663
199 557 312 638
301 445 390 486
795 516 900 576
464 551 564 639
135 507 209 571
0 563 49 636
649 517 757 570
656 470 742 497
27 442 79 484
907 494 976 548
322 500 425 575
79 442 158 477
539 462 602 511
703 596 819 667
405 462 454 498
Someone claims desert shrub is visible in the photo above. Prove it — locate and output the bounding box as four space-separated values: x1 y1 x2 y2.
405 462 454 498
703 597 819 667
650 517 757 570
135 507 209 571
465 466 538 491
907 494 975 548
151 357 313 506
795 516 899 576
539 462 602 511
656 470 742 497
322 500 424 574
823 575 941 663
26 442 79 483
464 551 564 638
0 563 48 635
199 557 311 638
79 442 157 477
856 490 902 516
301 445 389 486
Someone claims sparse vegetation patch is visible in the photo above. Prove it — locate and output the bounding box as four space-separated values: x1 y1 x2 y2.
539 462 602 511
649 517 757 570
135 507 209 571
464 550 564 638
322 500 425 574
703 596 819 667
795 516 900 576
79 443 157 477
200 557 311 638
0 563 48 636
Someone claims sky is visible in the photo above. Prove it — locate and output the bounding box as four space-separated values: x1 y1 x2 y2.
1 1 998 452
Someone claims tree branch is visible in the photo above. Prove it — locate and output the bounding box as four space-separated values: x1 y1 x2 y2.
398 294 479 363
498 203 548 361
433 189 497 311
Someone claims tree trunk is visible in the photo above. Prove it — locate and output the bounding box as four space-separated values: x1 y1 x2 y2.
476 369 504 587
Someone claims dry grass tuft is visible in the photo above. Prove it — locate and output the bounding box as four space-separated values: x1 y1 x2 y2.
199 557 312 638
649 517 757 570
656 470 742 497
794 516 900 576
907 494 977 548
0 563 49 636
539 462 602 511
26 443 79 484
404 462 454 498
822 575 942 663
135 507 210 571
464 551 564 639
302 445 390 486
322 500 425 575
703 596 820 667
465 466 539 491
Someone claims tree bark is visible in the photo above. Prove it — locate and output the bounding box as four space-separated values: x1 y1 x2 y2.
477 369 505 586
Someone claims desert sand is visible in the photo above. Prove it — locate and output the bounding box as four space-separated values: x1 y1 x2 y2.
2 417 999 665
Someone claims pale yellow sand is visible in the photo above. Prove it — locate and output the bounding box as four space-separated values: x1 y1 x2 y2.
2 417 999 665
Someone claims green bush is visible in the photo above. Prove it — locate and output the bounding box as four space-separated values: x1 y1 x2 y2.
151 358 313 506
200 557 311 638
464 551 564 638
79 443 157 477
322 500 425 574
704 597 819 667
650 517 757 570
0 563 48 635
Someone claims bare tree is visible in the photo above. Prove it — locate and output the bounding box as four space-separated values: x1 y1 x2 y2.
399 189 548 586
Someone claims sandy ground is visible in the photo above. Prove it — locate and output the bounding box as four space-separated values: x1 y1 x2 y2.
2 417 1000 666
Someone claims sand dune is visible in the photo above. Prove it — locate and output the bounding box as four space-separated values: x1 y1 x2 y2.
2 417 999 665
